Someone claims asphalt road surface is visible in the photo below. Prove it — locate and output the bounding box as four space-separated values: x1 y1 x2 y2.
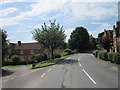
2 53 118 88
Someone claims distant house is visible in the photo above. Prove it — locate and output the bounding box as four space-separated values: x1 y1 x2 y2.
102 21 120 52
8 41 50 62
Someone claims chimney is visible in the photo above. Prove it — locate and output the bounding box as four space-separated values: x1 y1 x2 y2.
18 41 21 46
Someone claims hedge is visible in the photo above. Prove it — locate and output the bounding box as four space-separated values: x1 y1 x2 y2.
93 50 100 57
98 51 108 61
93 50 120 64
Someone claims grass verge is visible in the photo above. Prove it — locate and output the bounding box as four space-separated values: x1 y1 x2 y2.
3 64 32 67
33 54 74 69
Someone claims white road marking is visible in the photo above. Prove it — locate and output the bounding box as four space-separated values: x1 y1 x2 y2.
47 68 52 72
78 62 82 66
41 73 46 78
78 58 82 66
2 68 41 83
83 69 97 85
53 65 55 68
91 54 94 57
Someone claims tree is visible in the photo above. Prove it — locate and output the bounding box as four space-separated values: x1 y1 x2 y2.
0 28 9 66
89 35 97 49
68 27 89 52
32 20 66 61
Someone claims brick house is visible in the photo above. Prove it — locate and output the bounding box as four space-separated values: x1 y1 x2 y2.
112 21 120 52
8 41 50 62
102 21 120 52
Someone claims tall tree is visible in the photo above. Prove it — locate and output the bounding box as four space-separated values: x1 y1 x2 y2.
89 35 97 49
0 28 8 66
32 20 66 60
68 27 89 52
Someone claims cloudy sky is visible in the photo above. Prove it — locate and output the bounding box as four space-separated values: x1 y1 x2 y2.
0 0 119 43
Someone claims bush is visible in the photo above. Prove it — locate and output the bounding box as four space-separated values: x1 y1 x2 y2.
64 49 73 55
42 53 48 61
93 50 99 57
98 51 108 61
113 53 120 64
32 54 46 63
72 50 78 54
107 52 115 62
11 55 21 65
53 52 61 58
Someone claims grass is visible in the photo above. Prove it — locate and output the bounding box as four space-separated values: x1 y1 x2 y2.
33 54 74 68
3 64 32 67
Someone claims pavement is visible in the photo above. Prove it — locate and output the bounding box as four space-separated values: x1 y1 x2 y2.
1 53 118 88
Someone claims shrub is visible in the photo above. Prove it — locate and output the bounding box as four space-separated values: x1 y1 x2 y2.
11 55 21 65
64 49 73 55
32 54 43 63
98 51 108 61
53 52 61 58
72 50 78 54
42 53 48 61
93 50 99 57
113 53 120 64
107 52 115 62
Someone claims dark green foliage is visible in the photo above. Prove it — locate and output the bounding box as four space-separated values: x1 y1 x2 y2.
98 51 108 61
107 52 115 62
0 29 9 66
64 49 73 55
113 53 120 64
11 55 21 65
32 54 44 63
32 20 66 60
53 52 61 58
93 50 99 57
68 27 89 52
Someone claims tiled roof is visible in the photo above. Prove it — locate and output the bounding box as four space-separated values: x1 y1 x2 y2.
10 43 44 50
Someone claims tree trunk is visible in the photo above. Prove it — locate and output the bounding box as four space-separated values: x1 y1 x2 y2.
50 46 54 62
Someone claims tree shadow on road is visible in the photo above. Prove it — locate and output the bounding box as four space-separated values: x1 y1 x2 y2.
57 59 78 65
2 69 14 77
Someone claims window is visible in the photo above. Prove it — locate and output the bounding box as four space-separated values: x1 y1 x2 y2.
20 50 23 54
31 50 34 54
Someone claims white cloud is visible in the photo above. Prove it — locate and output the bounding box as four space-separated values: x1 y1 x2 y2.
62 2 117 23
89 22 113 37
0 1 117 28
33 24 43 29
65 28 74 42
0 8 18 17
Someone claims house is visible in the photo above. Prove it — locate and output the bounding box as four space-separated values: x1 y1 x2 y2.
112 21 120 52
102 21 120 52
8 41 50 63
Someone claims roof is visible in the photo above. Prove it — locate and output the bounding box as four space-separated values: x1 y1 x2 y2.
10 43 44 50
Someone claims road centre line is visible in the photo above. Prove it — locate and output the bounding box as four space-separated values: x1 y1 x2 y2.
83 69 97 85
41 73 46 78
53 65 55 68
47 68 52 72
78 58 82 66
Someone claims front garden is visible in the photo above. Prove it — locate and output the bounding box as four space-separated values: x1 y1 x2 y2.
4 49 78 68
93 50 120 64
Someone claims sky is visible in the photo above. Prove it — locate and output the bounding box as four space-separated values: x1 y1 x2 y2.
0 0 119 43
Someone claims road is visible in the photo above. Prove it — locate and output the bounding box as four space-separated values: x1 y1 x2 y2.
2 53 118 88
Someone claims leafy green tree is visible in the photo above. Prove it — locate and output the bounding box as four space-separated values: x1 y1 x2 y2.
0 29 9 66
89 35 97 49
68 27 89 52
32 20 66 61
